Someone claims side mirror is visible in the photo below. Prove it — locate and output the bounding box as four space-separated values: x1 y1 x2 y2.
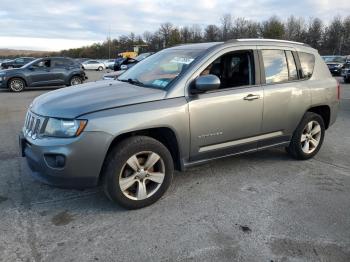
192 74 220 93
28 66 35 71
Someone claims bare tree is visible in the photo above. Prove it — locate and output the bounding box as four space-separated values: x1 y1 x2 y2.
221 14 232 41
204 24 221 41
284 16 307 42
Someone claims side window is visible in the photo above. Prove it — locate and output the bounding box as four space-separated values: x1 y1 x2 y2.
286 51 298 81
262 50 288 84
199 50 255 89
34 59 50 68
298 52 315 79
52 58 71 67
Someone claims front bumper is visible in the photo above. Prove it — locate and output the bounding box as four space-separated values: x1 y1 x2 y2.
328 67 342 75
0 78 7 89
19 131 112 189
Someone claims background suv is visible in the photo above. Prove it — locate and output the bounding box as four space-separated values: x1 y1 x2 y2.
1 57 34 69
20 39 339 209
322 55 347 75
0 57 86 92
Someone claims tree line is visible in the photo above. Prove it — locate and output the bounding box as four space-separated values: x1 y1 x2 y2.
7 14 350 59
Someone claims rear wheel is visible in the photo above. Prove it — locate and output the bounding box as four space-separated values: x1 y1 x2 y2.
103 136 174 209
287 112 325 160
69 76 82 86
8 78 25 92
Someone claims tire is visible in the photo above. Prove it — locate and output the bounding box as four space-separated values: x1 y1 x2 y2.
97 66 103 71
287 112 325 160
8 78 26 92
69 76 82 86
344 77 350 83
102 136 174 209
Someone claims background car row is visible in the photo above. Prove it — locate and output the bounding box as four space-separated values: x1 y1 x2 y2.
0 57 86 92
321 55 350 83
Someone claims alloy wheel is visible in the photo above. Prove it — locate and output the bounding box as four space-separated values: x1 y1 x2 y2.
119 151 165 201
300 120 322 154
10 79 24 92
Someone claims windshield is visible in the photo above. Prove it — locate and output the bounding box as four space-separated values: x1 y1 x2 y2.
323 56 346 63
22 58 41 68
118 49 203 90
135 53 152 61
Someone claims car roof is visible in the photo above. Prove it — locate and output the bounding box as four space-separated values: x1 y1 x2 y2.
167 38 316 53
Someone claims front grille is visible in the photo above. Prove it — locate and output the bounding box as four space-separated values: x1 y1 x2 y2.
24 111 46 139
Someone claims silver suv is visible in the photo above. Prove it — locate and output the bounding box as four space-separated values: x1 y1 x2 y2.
20 39 339 209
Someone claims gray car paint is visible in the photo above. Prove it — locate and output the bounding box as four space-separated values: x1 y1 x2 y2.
31 80 167 118
22 39 339 188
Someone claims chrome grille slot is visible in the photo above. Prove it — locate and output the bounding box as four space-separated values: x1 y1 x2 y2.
23 111 45 139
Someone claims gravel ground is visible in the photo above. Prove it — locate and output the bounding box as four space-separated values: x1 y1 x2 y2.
0 71 349 262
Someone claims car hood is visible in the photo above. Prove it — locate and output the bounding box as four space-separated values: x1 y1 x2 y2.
0 68 23 73
30 80 167 118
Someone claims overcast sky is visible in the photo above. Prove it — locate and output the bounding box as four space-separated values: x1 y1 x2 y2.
0 0 349 51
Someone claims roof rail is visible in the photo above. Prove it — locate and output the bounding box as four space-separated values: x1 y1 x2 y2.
225 38 310 47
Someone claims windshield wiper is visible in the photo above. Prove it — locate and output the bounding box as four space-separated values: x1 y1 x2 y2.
119 78 145 87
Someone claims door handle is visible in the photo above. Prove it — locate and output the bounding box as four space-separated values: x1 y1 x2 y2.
243 94 260 101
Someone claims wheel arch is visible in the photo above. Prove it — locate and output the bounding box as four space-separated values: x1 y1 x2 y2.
99 127 182 184
307 105 331 129
67 73 83 85
7 76 28 89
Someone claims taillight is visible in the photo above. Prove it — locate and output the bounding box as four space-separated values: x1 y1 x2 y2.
337 80 341 100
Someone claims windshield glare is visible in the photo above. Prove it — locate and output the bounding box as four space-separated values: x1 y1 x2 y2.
118 49 203 89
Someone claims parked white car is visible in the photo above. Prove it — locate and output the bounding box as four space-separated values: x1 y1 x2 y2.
82 60 106 71
103 59 116 69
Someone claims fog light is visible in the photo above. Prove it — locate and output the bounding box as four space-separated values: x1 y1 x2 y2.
44 154 66 168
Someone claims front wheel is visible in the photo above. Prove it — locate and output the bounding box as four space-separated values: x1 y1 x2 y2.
8 78 25 92
97 66 103 71
103 136 174 209
287 112 325 160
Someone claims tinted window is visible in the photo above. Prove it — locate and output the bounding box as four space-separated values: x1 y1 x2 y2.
33 59 50 68
52 58 72 67
199 50 255 89
286 51 298 80
298 52 315 79
262 50 288 84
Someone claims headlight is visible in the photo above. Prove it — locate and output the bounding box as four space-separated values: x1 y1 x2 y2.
335 64 343 68
43 118 87 138
0 75 4 81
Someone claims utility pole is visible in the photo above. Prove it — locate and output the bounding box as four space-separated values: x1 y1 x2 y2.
108 25 111 59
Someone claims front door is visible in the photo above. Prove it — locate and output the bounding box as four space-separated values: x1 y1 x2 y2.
188 49 264 161
28 59 56 86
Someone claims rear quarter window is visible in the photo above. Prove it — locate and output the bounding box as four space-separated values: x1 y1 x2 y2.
298 52 315 79
261 49 289 84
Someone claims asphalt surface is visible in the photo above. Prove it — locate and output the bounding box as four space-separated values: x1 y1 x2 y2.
0 71 350 262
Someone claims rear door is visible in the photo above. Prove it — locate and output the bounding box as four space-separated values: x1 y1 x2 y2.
257 47 311 147
50 58 71 85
